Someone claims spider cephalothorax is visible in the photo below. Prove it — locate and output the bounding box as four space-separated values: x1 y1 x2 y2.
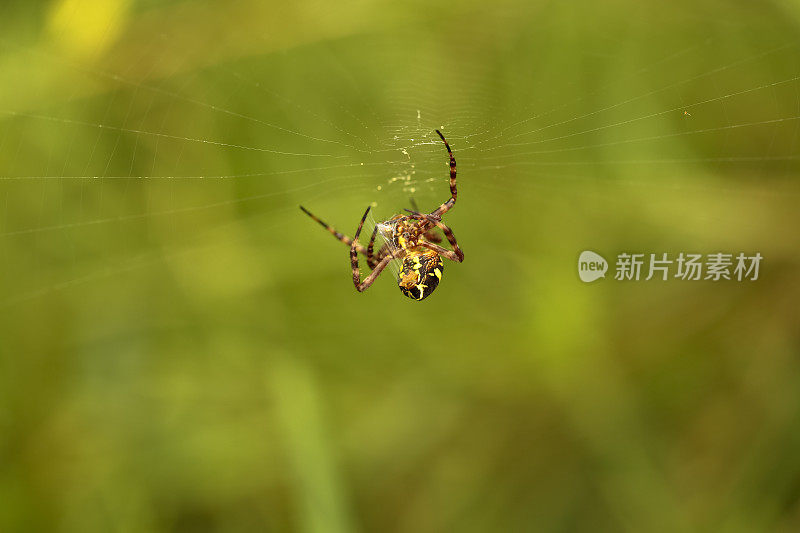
377 214 427 250
300 130 463 301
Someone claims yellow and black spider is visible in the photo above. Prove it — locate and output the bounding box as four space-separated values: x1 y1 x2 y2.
299 130 464 300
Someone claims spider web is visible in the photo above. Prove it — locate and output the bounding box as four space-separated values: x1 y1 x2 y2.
5 3 800 532
1 0 799 307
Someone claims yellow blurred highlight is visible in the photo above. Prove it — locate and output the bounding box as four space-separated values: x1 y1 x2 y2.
47 0 131 59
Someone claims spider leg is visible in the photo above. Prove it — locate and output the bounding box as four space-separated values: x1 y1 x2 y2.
366 225 380 269
405 204 442 242
300 205 371 258
424 229 443 244
431 129 457 218
370 242 402 269
419 241 462 262
404 210 464 262
404 208 436 236
351 206 400 291
355 254 396 292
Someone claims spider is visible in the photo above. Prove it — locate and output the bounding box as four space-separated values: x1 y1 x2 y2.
299 130 464 300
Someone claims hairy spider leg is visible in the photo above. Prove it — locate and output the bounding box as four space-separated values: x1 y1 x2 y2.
431 129 457 219
408 198 443 244
404 209 464 262
350 206 403 292
300 205 381 268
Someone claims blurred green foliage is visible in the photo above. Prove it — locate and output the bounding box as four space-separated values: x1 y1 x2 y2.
1 0 800 531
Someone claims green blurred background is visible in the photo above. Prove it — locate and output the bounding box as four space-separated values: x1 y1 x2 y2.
2 0 800 531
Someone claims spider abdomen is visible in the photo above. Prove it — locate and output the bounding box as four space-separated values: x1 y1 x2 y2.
398 250 444 301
